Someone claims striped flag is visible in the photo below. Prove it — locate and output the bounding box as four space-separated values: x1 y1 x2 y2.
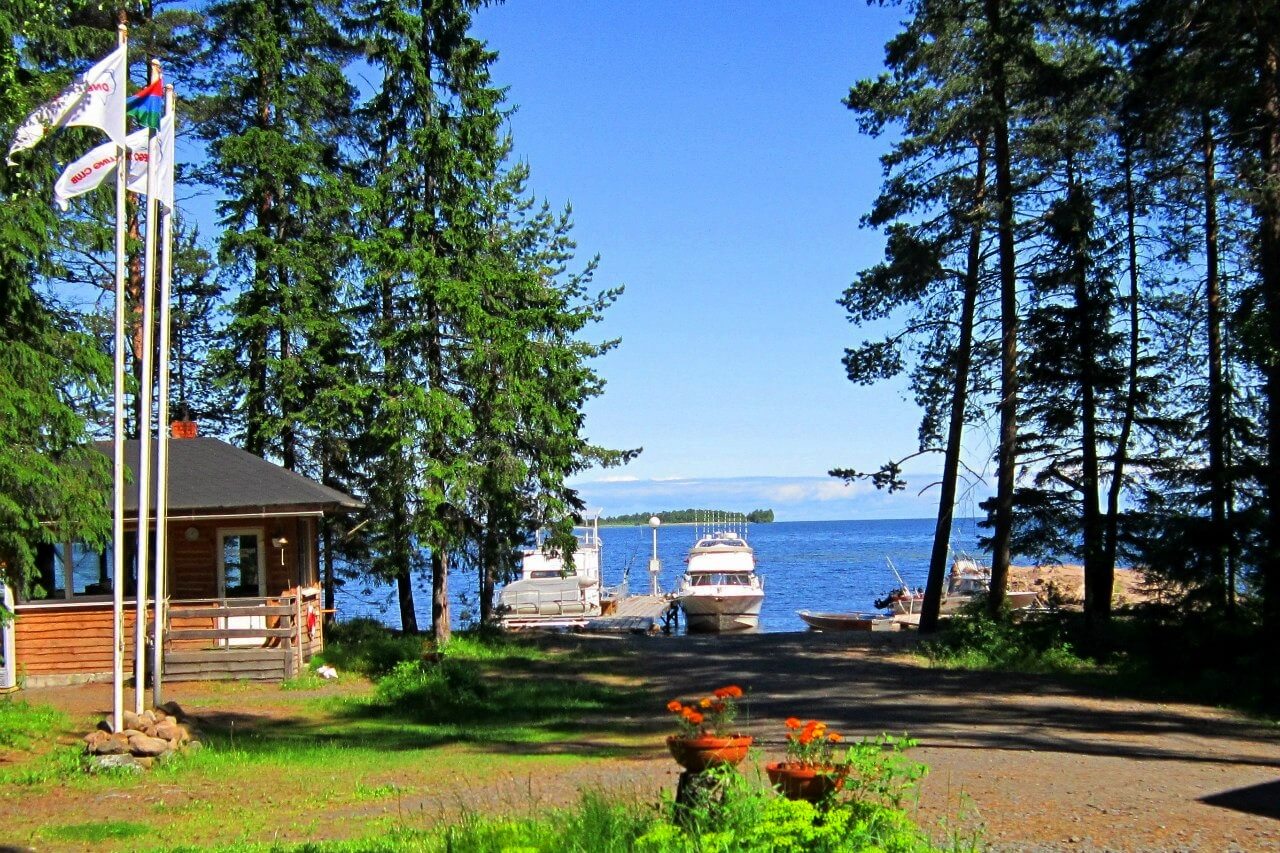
127 77 164 130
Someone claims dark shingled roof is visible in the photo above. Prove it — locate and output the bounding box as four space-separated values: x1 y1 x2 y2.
94 437 362 515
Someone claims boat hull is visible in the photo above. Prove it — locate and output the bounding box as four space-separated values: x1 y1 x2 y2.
797 610 895 632
891 589 1040 615
679 593 763 632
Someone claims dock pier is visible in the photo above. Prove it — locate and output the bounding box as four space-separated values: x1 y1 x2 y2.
584 594 676 634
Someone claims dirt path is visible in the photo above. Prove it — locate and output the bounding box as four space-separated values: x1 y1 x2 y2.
15 631 1280 851
579 631 1279 852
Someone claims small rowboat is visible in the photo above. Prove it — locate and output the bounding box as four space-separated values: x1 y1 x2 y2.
797 610 897 632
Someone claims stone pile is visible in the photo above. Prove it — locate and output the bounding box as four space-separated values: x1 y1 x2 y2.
83 701 202 772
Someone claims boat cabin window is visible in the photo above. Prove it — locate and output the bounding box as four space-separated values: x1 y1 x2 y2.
690 572 751 586
529 569 568 579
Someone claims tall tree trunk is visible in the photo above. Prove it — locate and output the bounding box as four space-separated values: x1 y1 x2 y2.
280 320 296 470
985 0 1017 616
922 134 987 634
431 550 450 643
1104 140 1142 603
1257 25 1280 677
424 294 451 644
245 87 274 459
1066 177 1108 628
396 558 418 634
1202 114 1231 611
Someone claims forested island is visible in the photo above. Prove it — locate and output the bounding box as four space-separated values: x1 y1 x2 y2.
599 509 774 526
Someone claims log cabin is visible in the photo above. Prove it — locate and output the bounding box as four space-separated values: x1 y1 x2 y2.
4 427 361 688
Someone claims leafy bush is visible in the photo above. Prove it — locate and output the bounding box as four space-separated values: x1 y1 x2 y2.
373 659 486 721
922 607 1099 675
320 618 428 678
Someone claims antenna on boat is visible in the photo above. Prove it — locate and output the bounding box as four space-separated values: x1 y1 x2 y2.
886 556 910 590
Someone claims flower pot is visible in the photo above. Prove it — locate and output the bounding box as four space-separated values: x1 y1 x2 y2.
765 762 844 802
666 734 753 771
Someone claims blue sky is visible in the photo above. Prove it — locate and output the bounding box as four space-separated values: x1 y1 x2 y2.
471 2 998 519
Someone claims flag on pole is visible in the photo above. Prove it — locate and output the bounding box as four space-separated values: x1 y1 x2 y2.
126 77 164 130
52 127 148 210
153 108 175 211
7 45 127 165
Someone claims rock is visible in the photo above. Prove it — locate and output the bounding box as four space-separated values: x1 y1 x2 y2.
141 710 157 725
122 728 145 739
97 733 131 755
122 710 144 731
186 740 203 753
152 707 168 721
90 754 142 774
83 730 109 753
134 756 155 769
153 719 183 742
128 734 171 757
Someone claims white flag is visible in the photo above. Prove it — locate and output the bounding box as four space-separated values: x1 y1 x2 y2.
7 45 127 166
52 128 148 210
152 109 175 211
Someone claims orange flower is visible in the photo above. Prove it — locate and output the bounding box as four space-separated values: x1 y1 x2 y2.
685 710 704 725
714 685 744 699
699 697 713 709
799 731 814 745
667 700 682 713
785 717 803 730
830 732 843 743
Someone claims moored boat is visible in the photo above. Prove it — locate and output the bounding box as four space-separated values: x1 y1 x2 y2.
796 610 896 632
877 557 1040 615
677 530 764 632
497 513 605 628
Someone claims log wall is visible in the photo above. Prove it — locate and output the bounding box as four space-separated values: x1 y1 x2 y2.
13 603 141 682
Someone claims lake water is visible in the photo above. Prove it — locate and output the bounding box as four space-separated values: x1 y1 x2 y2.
337 517 996 634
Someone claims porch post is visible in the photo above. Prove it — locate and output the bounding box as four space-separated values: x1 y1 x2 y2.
1 585 15 692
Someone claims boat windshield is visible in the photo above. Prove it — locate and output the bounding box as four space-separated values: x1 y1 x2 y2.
689 572 752 586
694 537 747 549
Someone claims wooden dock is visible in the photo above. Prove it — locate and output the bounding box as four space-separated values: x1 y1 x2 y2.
584 595 676 634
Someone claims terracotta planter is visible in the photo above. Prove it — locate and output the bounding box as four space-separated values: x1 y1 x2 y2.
765 762 844 801
666 734 753 771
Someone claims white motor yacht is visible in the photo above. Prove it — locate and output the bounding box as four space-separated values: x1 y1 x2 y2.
676 530 764 632
497 513 604 628
880 557 1040 615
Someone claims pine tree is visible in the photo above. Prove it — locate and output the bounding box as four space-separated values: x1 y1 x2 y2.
0 0 114 593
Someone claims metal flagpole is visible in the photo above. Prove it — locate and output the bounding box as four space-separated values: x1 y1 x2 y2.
111 19 129 735
133 57 162 715
151 84 176 708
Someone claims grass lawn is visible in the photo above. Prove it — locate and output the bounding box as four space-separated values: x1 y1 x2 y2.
0 632 669 851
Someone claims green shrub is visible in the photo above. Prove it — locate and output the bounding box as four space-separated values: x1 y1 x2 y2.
321 619 427 678
373 658 486 721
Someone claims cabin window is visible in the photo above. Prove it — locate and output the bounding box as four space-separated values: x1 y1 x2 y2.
31 540 115 599
217 529 264 598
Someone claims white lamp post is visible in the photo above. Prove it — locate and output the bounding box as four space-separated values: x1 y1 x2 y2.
648 515 662 596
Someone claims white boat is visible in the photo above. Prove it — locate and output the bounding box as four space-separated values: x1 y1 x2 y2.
497 513 605 628
879 557 1040 615
797 610 897 632
676 530 764 632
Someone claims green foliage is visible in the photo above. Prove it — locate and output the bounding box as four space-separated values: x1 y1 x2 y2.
0 698 68 750
320 618 432 678
600 508 774 526
921 608 1101 675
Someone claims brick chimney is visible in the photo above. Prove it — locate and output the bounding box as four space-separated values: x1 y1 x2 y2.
170 418 198 439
